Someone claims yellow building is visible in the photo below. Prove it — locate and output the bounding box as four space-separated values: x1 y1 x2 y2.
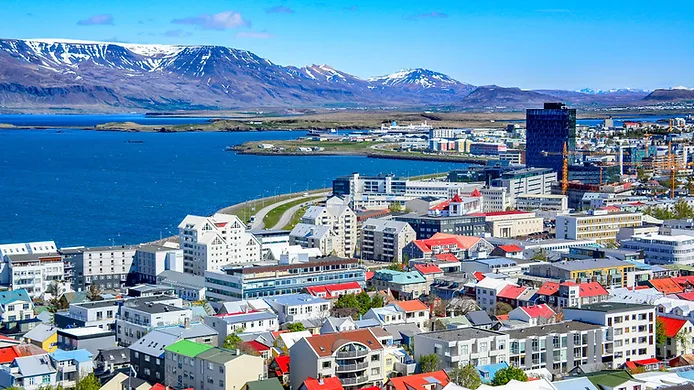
22 323 57 352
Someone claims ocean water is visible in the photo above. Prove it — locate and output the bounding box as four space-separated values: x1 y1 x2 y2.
0 113 216 127
0 128 469 247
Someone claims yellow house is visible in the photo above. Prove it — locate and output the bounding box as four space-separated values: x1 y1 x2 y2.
23 324 57 352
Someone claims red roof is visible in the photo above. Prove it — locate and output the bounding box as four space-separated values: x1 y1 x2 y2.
498 244 523 253
521 304 555 319
497 285 526 300
578 282 608 297
274 355 290 374
678 292 694 301
413 263 443 275
599 205 621 212
473 271 485 281
496 314 509 321
365 271 374 281
386 370 450 390
305 282 363 298
433 253 459 262
215 222 228 227
674 276 694 286
658 316 688 338
429 199 452 212
633 358 661 366
649 278 684 294
0 347 19 364
412 233 481 254
470 189 482 198
394 300 428 312
302 377 344 390
537 282 559 296
451 194 463 203
242 340 270 353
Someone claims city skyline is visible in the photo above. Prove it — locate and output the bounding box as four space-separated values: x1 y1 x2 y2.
1 0 693 91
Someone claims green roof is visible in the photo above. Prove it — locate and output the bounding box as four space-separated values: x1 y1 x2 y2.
164 339 213 358
245 378 284 390
583 370 636 388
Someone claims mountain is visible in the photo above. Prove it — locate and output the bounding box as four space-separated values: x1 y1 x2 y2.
458 86 557 109
536 89 651 106
643 88 694 102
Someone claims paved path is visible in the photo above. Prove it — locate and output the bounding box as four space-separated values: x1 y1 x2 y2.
269 196 327 230
250 192 329 230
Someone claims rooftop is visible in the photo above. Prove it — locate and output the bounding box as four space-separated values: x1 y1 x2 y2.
57 326 113 337
566 302 653 313
418 327 503 342
265 293 328 306
305 329 383 357
501 321 603 339
164 339 213 358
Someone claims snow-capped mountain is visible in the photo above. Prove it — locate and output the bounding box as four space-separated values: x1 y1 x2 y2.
369 68 471 89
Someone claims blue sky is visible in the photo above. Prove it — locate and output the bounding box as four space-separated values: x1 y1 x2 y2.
2 0 693 90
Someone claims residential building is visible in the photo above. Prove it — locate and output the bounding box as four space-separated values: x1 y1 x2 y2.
264 294 331 324
291 197 357 258
3 253 64 298
94 347 130 377
115 298 191 346
204 256 364 301
57 327 116 357
361 219 416 263
0 353 57 390
475 278 515 314
502 321 609 374
536 281 609 308
403 233 494 261
178 213 261 275
390 300 430 331
61 245 137 292
491 168 557 197
51 349 94 388
22 324 57 352
305 282 363 299
555 210 643 243
525 102 577 175
202 311 279 346
527 258 636 288
621 234 694 265
371 270 428 300
657 316 694 359
471 210 544 238
0 289 35 332
156 270 206 301
564 302 656 367
165 340 265 390
289 328 386 390
508 304 556 326
515 194 569 215
132 244 183 284
394 213 486 239
413 327 510 370
288 225 335 257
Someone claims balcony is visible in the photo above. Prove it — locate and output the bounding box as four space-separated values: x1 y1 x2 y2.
59 365 77 373
336 350 369 359
340 375 369 385
335 362 368 373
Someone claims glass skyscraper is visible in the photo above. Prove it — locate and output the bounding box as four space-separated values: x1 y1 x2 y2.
526 102 577 175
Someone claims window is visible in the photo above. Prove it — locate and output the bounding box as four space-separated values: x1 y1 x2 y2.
144 355 150 362
322 361 331 369
371 354 380 362
144 368 151 375
43 375 50 384
134 351 139 358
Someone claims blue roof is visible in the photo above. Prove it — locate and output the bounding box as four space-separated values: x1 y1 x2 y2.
51 348 93 363
477 362 509 383
624 260 653 270
677 371 694 381
265 293 328 306
0 289 31 305
475 257 517 267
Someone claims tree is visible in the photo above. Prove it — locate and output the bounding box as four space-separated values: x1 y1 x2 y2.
531 249 548 262
387 261 403 271
370 295 384 309
418 353 441 373
675 200 694 219
356 291 373 315
491 366 528 386
496 302 513 316
449 364 481 390
87 284 103 301
388 203 403 213
286 322 305 332
223 331 243 350
75 374 101 390
656 318 667 346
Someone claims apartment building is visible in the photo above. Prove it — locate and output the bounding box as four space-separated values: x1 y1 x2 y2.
202 311 279 345
480 187 513 212
515 194 569 215
178 213 261 276
51 349 94 388
536 281 609 308
527 258 635 289
491 168 557 197
115 300 192 346
564 302 656 367
361 219 415 263
2 253 64 298
413 328 510 370
291 197 357 258
475 278 515 314
289 329 386 390
371 270 428 300
502 321 609 374
132 244 183 284
555 210 643 243
363 300 430 331
264 293 331 324
395 213 486 239
61 245 137 292
621 234 694 265
204 256 364 301
165 340 264 390
57 327 116 357
471 210 544 238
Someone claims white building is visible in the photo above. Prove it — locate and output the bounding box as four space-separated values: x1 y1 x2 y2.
476 278 514 314
202 311 279 346
621 234 694 265
491 168 557 197
61 246 137 292
132 244 183 284
3 253 64 298
480 187 513 212
515 194 569 214
556 210 643 243
0 241 57 259
178 213 261 276
115 297 190 346
414 328 510 370
564 302 655 368
361 219 416 263
290 197 357 258
264 293 331 324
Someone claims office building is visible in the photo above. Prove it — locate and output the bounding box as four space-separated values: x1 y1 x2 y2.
178 213 261 276
413 328 510 370
480 187 513 212
491 168 557 197
621 234 694 265
556 210 643 243
361 219 416 263
526 102 577 174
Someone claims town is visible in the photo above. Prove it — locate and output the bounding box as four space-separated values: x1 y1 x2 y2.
4 103 694 390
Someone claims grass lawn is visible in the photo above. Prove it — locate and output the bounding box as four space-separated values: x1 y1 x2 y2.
283 205 310 230
263 196 323 228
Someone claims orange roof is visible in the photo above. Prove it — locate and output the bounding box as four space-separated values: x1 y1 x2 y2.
578 282 608 297
0 347 19 364
305 329 382 357
12 344 45 357
387 370 450 390
496 314 510 321
649 278 684 294
537 282 559 296
365 271 375 281
302 377 344 390
658 316 688 338
497 284 526 300
394 300 428 312
413 263 443 275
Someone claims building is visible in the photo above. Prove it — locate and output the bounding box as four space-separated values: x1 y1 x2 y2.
305 282 363 299
403 233 494 261
527 259 635 288
0 353 58 390
288 225 335 256
204 256 364 301
413 327 510 370
156 270 206 301
94 347 130 377
22 324 57 352
291 197 357 258
251 230 291 260
202 311 279 345
371 270 428 300
657 316 694 359
502 321 609 374
621 234 694 265
132 244 183 284
480 187 513 213
289 329 386 390
0 289 35 332
384 370 450 390
51 349 94 388
361 219 416 263
556 210 643 243
395 213 486 239
57 327 116 357
564 302 656 367
536 281 609 308
471 210 544 238
526 102 577 174
264 294 331 324
165 339 265 390
178 213 261 275
491 168 557 197
115 298 191 346
61 245 137 292
515 194 569 214
475 278 515 314
3 253 64 298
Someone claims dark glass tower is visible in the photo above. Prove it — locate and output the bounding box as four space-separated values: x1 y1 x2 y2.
526 102 577 175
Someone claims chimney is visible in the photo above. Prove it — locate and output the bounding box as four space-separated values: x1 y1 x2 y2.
184 317 191 329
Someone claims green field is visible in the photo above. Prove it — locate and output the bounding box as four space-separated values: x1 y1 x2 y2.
263 196 323 228
283 205 310 230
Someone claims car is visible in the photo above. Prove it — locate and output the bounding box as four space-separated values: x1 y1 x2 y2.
249 215 256 223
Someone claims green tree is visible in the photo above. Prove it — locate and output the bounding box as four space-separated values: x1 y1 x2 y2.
449 364 481 389
370 295 384 309
387 261 403 271
491 366 528 386
637 168 648 181
388 203 403 213
495 302 513 316
87 284 103 301
286 322 305 332
356 291 373 315
75 373 101 390
675 200 694 219
418 353 441 373
223 331 243 350
656 318 667 346
334 293 360 310
531 249 548 261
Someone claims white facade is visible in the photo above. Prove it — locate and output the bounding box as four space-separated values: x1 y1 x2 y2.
414 328 510 370
556 211 643 243
476 278 514 314
202 312 279 346
492 168 557 197
116 298 190 346
133 245 184 284
361 219 416 263
5 254 64 298
63 246 137 292
0 241 57 258
621 234 694 265
293 197 357 258
264 294 331 324
515 194 569 214
480 187 513 212
178 213 261 276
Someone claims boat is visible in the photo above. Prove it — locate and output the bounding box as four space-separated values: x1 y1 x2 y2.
126 140 144 144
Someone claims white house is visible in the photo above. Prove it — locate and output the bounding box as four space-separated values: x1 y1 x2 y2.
475 278 514 315
264 293 331 324
202 311 279 347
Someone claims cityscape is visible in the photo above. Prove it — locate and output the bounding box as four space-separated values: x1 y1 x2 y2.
3 2 694 390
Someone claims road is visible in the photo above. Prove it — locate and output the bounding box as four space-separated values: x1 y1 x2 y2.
249 192 329 230
269 196 327 230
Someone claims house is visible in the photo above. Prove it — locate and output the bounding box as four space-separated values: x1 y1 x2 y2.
115 298 192 346
508 304 556 326
371 270 428 300
268 355 290 385
403 233 494 261
275 331 312 354
264 293 331 324
536 281 608 308
581 370 647 390
384 370 450 390
51 349 94 388
392 300 430 331
0 353 57 390
477 362 508 384
203 311 279 346
657 316 694 359
413 263 445 292
496 284 530 308
647 278 684 295
156 270 207 301
22 324 57 352
94 347 130 377
0 289 36 334
305 282 363 299
465 311 495 329
320 317 357 334
129 331 179 384
491 244 524 259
